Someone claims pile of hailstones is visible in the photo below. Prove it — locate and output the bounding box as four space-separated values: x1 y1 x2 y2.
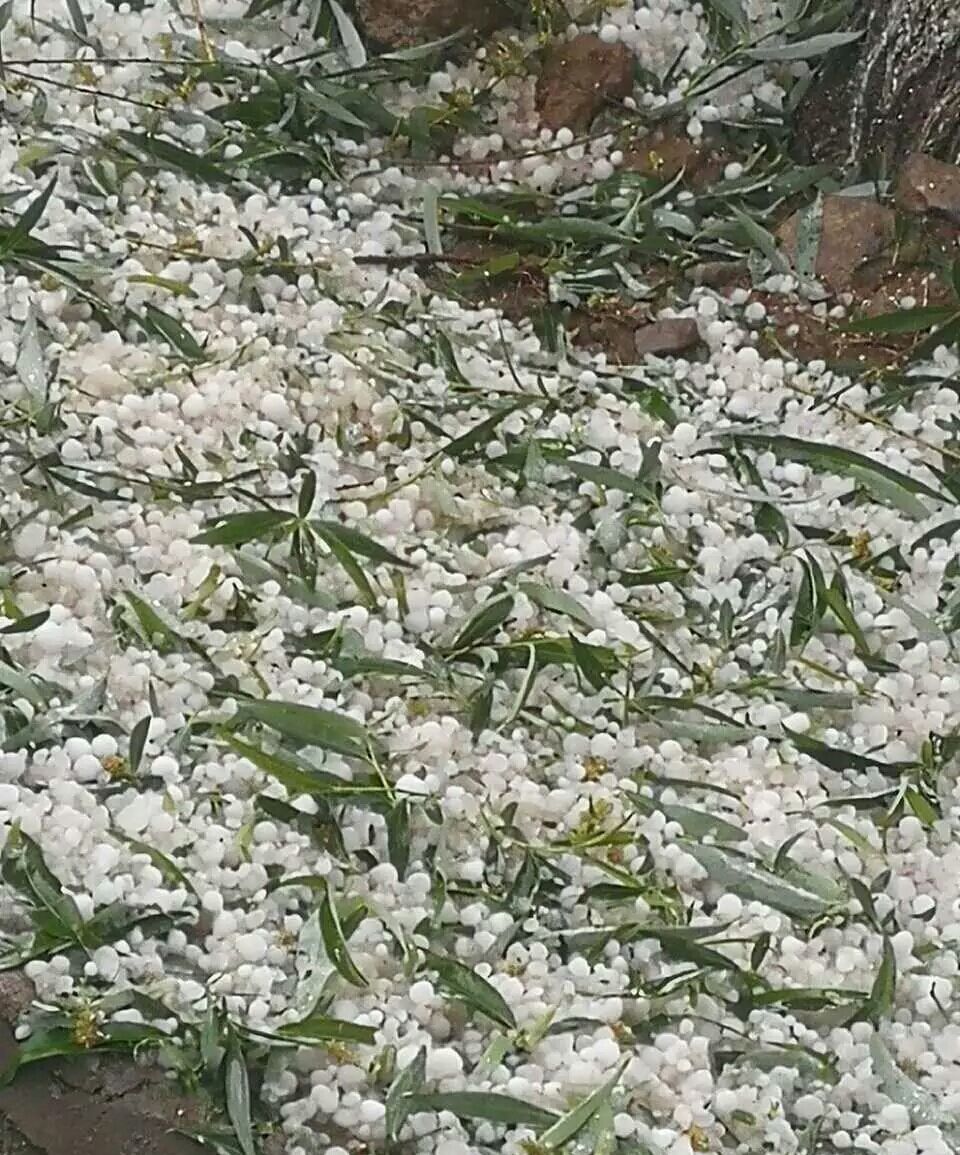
0 2 959 1155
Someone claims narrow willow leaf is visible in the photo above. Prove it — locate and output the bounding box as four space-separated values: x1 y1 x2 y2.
225 1036 255 1155
520 582 594 628
658 803 746 843
746 29 864 60
320 888 368 987
731 207 789 272
405 1092 557 1129
16 307 45 402
861 937 897 1024
540 1062 628 1149
870 1034 954 1129
450 594 514 652
141 304 206 361
422 184 442 255
794 192 823 281
237 699 375 761
386 1045 426 1144
562 458 649 498
687 845 830 919
785 729 915 778
0 176 57 259
276 1015 375 1044
328 0 367 66
64 0 87 35
439 400 527 460
843 304 956 335
570 635 615 692
128 714 151 774
312 521 411 567
727 433 947 502
427 952 516 1030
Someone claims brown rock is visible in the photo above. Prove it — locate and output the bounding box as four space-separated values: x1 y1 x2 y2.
688 259 750 288
777 194 896 293
896 152 960 223
354 0 509 49
536 35 634 133
634 318 700 357
622 125 727 188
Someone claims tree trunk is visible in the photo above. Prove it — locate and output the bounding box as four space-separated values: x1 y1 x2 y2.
793 0 960 173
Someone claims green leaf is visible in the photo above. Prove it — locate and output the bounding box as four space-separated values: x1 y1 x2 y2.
0 176 57 259
843 305 956 335
703 0 746 29
114 833 199 898
540 1062 628 1149
785 729 915 778
439 400 527 460
570 635 615 692
225 1036 255 1155
405 1092 557 1129
731 207 789 272
386 1046 427 1145
869 1034 950 1128
746 29 864 60
387 799 411 878
64 0 87 35
0 609 49 635
141 304 206 361
686 845 831 919
312 521 411 567
128 714 151 774
275 1015 375 1044
119 132 231 185
423 184 442 256
320 887 368 987
657 803 746 843
562 458 650 499
617 566 688 587
426 952 516 1030
450 594 514 651
237 699 376 761
821 580 871 654
861 937 897 1024
122 590 179 651
195 512 295 547
1 1027 107 1084
328 0 367 66
794 192 823 282
313 522 376 606
726 433 948 503
520 582 594 628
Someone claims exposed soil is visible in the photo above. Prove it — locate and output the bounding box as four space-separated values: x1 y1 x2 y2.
536 34 635 133
354 0 510 49
621 124 728 189
0 974 204 1155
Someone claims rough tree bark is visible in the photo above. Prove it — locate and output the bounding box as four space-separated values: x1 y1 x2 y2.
793 0 960 172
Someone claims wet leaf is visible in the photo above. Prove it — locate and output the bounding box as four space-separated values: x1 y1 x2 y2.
193 510 294 547
746 29 864 61
225 1035 255 1155
320 887 368 987
687 844 831 919
405 1092 557 1129
386 1045 426 1144
540 1062 627 1149
237 699 376 761
426 952 516 1030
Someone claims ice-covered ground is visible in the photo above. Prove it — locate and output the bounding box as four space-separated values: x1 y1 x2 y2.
1 2 960 1153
